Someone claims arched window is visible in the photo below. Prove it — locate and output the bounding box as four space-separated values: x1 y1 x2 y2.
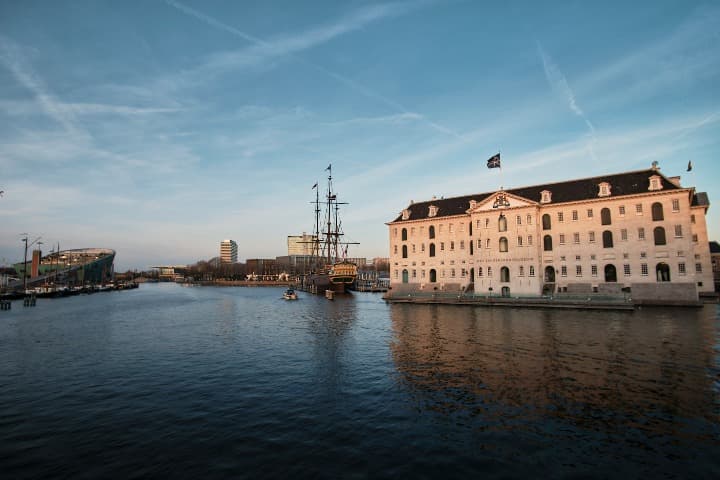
656 263 670 282
543 235 553 251
500 267 510 283
601 208 611 225
499 237 508 252
401 228 407 241
604 264 617 282
402 269 409 283
652 202 664 221
542 214 551 230
429 226 435 239
544 266 555 282
429 243 435 257
402 245 408 258
498 215 507 232
429 269 437 283
602 230 614 248
654 226 666 245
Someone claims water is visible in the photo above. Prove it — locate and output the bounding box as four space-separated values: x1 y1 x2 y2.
1 283 718 479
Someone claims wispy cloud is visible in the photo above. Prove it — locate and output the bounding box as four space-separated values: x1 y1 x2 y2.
164 0 462 139
0 34 86 139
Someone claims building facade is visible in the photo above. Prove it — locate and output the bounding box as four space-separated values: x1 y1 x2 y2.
387 167 713 300
220 239 238 264
287 233 317 256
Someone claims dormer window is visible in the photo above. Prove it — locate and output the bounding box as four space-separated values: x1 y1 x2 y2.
468 200 477 210
540 190 552 204
428 205 438 217
648 175 663 191
597 182 611 197
402 209 411 220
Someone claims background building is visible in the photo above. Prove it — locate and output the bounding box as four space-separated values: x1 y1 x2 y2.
388 166 713 302
287 233 316 256
220 239 238 264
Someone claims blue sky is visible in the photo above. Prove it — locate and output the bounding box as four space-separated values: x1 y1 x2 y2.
1 0 718 271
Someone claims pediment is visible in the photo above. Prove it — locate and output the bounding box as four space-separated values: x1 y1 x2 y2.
467 191 536 213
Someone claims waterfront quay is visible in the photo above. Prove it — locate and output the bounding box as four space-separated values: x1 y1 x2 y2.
1 283 718 479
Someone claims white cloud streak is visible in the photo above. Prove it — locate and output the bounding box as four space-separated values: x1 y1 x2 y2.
164 0 462 139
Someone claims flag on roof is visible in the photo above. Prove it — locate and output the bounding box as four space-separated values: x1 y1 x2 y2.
312 182 318 189
486 153 501 169
687 160 692 172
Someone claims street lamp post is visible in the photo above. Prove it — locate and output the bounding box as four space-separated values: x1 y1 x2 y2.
20 234 41 292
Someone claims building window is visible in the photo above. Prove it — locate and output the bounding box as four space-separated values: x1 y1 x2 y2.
477 239 482 249
598 182 611 197
638 228 645 240
696 263 702 273
412 269 417 278
619 205 626 215
602 230 614 248
636 204 643 214
478 267 483 277
624 264 631 276
561 265 567 277
412 244 416 253
450 269 455 278
559 234 566 245
544 235 553 251
460 241 465 250
516 215 522 225
484 218 489 228
498 215 507 232
421 270 426 278
429 226 435 239
601 208 612 225
678 263 686 275
517 236 523 246
519 266 525 276
486 238 490 249
499 237 509 252
401 228 407 241
429 269 437 282
402 245 407 258
649 176 662 191
527 214 532 224
527 236 533 246
429 243 435 257
394 270 398 279
450 241 455 251
421 243 425 252
488 267 493 277
411 227 415 237
591 265 598 277
572 233 579 244
654 227 666 245
587 209 594 218
691 214 696 224
576 265 582 276
500 267 510 282
542 214 552 230
394 245 397 255
672 199 680 212
693 234 698 242
558 212 564 222
529 266 535 277
641 263 648 276
541 190 552 203
440 242 445 251
621 229 628 241
572 210 578 221
674 225 683 237
652 202 664 221
641 252 647 258
589 231 596 243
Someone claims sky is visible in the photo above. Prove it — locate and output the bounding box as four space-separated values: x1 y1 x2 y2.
1 0 718 271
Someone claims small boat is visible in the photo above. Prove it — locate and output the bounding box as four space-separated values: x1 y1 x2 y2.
283 289 298 300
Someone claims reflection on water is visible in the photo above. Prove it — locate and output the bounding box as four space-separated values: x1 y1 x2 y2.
1 284 718 478
390 305 719 440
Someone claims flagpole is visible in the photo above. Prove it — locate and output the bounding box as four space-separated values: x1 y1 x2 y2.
498 149 503 191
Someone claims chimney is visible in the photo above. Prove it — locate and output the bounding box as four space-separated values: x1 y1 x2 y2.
668 176 681 187
31 249 42 278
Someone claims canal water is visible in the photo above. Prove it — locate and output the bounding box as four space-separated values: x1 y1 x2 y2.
1 283 718 479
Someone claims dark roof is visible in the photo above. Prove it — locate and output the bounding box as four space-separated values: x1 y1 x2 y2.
692 192 709 207
709 241 720 254
391 169 686 223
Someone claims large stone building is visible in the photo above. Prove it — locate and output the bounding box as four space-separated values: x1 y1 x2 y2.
220 239 238 264
387 166 713 301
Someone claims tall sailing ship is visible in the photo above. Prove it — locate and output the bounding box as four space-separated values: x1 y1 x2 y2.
305 165 358 294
